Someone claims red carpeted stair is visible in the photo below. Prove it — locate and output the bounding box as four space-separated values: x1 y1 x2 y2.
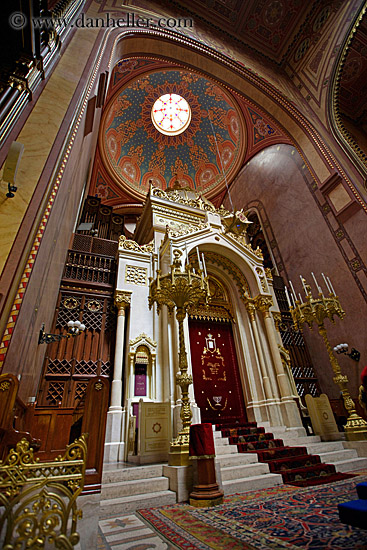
215 420 355 487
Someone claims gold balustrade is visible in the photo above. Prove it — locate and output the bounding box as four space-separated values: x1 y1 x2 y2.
0 434 87 549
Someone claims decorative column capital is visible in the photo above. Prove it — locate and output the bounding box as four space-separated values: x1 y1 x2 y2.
114 290 132 313
254 295 273 315
243 296 256 321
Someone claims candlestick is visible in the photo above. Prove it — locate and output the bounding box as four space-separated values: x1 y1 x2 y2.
311 272 319 293
170 242 173 265
201 253 207 277
300 275 307 295
284 286 291 308
148 249 210 464
289 280 297 302
327 276 336 295
290 286 367 441
185 242 188 264
322 273 331 293
196 247 203 269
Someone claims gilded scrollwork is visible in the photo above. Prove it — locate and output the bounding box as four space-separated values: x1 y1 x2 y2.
221 208 251 236
151 185 216 212
119 235 154 253
188 305 232 322
255 266 268 292
0 435 87 549
272 312 282 331
165 221 209 239
223 230 263 258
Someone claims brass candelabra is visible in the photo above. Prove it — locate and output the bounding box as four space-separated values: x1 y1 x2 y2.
149 248 210 464
289 278 367 441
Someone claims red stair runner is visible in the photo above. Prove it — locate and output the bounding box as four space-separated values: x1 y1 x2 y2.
216 421 355 487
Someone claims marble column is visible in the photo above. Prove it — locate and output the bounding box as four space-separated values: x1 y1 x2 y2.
104 290 132 462
244 298 282 425
255 295 302 427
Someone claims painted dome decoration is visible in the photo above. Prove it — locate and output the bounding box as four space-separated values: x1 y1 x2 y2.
100 69 246 201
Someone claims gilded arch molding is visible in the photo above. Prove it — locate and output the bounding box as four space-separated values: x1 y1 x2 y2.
329 1 367 176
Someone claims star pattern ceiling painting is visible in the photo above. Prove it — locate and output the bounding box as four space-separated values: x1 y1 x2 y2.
99 68 246 201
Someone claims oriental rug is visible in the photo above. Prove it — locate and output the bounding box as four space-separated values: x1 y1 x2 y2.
138 475 367 549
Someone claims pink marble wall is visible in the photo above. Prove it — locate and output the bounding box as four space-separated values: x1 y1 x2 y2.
223 144 367 399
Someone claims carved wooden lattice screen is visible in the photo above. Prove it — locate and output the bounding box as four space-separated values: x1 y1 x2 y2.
37 234 117 408
38 292 116 407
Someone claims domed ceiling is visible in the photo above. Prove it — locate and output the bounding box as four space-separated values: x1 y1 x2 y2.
99 68 246 201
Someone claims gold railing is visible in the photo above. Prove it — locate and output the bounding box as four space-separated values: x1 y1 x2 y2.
0 435 87 549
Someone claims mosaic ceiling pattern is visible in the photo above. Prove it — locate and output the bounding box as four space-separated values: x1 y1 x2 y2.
160 0 317 64
100 68 245 201
339 16 367 126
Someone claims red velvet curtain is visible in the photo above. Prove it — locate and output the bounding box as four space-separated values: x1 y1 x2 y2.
188 320 247 423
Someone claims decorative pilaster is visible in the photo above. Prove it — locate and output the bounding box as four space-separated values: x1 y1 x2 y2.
110 291 132 410
104 290 131 463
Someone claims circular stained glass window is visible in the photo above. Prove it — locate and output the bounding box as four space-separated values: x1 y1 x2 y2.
151 93 191 135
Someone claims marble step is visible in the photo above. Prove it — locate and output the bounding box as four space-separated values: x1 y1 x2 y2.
329 456 367 473
214 443 239 455
281 435 322 445
258 425 307 438
222 473 283 496
296 441 345 454
101 476 169 500
214 436 230 446
100 490 177 516
102 464 163 484
221 462 270 481
315 449 358 463
216 452 258 468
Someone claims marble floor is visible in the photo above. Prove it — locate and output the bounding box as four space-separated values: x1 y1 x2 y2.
98 461 176 549
98 513 176 550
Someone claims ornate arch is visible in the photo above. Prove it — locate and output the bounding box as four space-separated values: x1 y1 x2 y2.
329 2 367 177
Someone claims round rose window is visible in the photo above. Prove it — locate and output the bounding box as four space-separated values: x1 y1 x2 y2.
151 93 191 135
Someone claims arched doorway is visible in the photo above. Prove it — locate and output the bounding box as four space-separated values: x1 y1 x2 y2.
188 275 247 424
